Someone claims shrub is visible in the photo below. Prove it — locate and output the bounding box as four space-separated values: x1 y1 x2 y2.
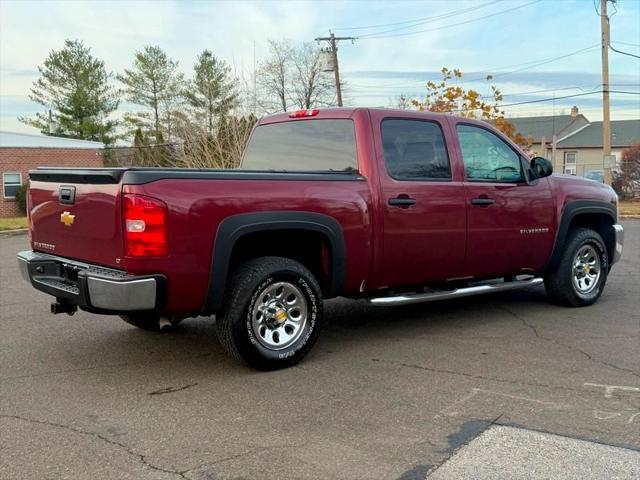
14 183 28 215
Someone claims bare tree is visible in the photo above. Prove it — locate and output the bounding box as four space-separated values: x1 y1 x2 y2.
257 39 336 113
394 94 413 110
257 40 292 113
290 42 335 109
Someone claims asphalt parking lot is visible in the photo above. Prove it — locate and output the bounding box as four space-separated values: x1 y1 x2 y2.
1 222 639 479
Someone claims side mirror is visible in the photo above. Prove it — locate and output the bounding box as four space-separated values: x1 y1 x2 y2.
530 157 553 179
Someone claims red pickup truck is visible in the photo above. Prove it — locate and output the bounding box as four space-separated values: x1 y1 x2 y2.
18 108 624 370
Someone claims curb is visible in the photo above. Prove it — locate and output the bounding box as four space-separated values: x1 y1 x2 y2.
0 228 29 237
620 215 640 219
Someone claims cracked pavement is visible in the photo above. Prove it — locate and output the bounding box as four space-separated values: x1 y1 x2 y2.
1 221 639 479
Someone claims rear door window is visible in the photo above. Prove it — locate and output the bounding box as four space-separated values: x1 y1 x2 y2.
381 119 451 180
241 119 357 172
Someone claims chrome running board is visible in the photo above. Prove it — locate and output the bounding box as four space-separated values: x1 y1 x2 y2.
368 277 543 306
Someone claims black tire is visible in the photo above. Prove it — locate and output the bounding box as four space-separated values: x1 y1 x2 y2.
120 312 160 331
544 227 609 307
216 256 324 370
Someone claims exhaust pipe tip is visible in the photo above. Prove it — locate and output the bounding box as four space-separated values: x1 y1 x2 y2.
158 316 174 333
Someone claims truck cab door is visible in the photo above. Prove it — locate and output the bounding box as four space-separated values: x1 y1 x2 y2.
374 114 467 289
454 122 555 279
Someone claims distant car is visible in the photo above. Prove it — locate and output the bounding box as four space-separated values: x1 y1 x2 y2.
584 170 605 183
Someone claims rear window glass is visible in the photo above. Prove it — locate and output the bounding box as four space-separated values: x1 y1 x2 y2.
241 119 358 172
381 119 451 180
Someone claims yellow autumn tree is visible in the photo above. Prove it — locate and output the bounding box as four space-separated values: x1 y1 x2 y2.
400 67 528 147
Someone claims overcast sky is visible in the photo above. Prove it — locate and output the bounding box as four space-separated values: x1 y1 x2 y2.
1 0 639 133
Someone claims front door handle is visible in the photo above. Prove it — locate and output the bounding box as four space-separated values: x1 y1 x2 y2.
389 195 416 208
471 197 495 206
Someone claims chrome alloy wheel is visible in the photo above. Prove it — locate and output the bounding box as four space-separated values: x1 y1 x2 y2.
572 245 601 294
251 281 308 350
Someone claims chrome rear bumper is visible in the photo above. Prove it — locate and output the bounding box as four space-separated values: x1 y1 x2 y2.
17 251 165 313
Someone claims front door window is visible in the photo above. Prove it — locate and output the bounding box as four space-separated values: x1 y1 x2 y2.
456 124 523 183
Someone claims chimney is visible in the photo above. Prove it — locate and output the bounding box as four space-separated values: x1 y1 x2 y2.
570 106 579 118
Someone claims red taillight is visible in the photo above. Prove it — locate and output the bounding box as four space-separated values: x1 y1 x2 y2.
288 109 319 118
123 194 168 257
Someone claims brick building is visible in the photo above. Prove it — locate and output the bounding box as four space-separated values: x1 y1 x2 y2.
1 131 104 217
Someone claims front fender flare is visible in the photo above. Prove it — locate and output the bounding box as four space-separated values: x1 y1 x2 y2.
545 200 616 272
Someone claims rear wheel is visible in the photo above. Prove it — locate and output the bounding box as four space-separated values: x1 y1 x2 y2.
544 227 609 307
216 256 324 370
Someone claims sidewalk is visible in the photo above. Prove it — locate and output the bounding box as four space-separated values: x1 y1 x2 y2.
427 425 640 479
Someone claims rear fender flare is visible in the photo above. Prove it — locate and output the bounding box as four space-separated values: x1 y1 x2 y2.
203 211 346 313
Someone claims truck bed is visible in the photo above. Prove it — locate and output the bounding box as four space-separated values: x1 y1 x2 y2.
28 167 373 316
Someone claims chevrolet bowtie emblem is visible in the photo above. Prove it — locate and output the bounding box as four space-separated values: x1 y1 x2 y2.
60 211 75 227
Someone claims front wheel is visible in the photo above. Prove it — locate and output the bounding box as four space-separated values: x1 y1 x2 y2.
216 256 324 370
544 227 609 307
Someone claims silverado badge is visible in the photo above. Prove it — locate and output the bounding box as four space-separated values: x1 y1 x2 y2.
60 211 75 227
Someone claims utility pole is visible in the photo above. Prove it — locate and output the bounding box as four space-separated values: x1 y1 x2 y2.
315 32 355 107
601 0 613 185
253 40 257 114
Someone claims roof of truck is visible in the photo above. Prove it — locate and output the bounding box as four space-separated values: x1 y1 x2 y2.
259 107 478 125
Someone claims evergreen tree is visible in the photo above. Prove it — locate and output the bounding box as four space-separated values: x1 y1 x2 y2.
19 39 119 144
118 45 184 143
185 50 239 136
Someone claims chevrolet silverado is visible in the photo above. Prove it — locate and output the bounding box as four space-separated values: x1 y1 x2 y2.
18 108 624 370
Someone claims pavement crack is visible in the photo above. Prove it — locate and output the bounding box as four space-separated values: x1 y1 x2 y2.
0 414 189 479
499 306 640 380
149 383 198 396
181 445 288 476
372 358 577 392
1 352 219 383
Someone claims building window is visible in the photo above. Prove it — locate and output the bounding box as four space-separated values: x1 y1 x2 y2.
3 172 22 199
563 152 577 175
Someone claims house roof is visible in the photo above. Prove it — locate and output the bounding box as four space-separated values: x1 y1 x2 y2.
0 131 104 149
556 120 640 148
506 114 590 142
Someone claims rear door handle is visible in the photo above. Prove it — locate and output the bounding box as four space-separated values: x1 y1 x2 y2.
471 197 495 206
389 196 416 208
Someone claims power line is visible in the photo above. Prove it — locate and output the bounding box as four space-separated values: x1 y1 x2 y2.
470 45 600 81
454 90 634 112
612 40 640 48
332 0 503 32
354 1 505 38
344 43 602 91
359 0 542 39
606 12 640 59
609 43 640 59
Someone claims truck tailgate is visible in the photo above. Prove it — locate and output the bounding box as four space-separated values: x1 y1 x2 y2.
29 174 124 268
